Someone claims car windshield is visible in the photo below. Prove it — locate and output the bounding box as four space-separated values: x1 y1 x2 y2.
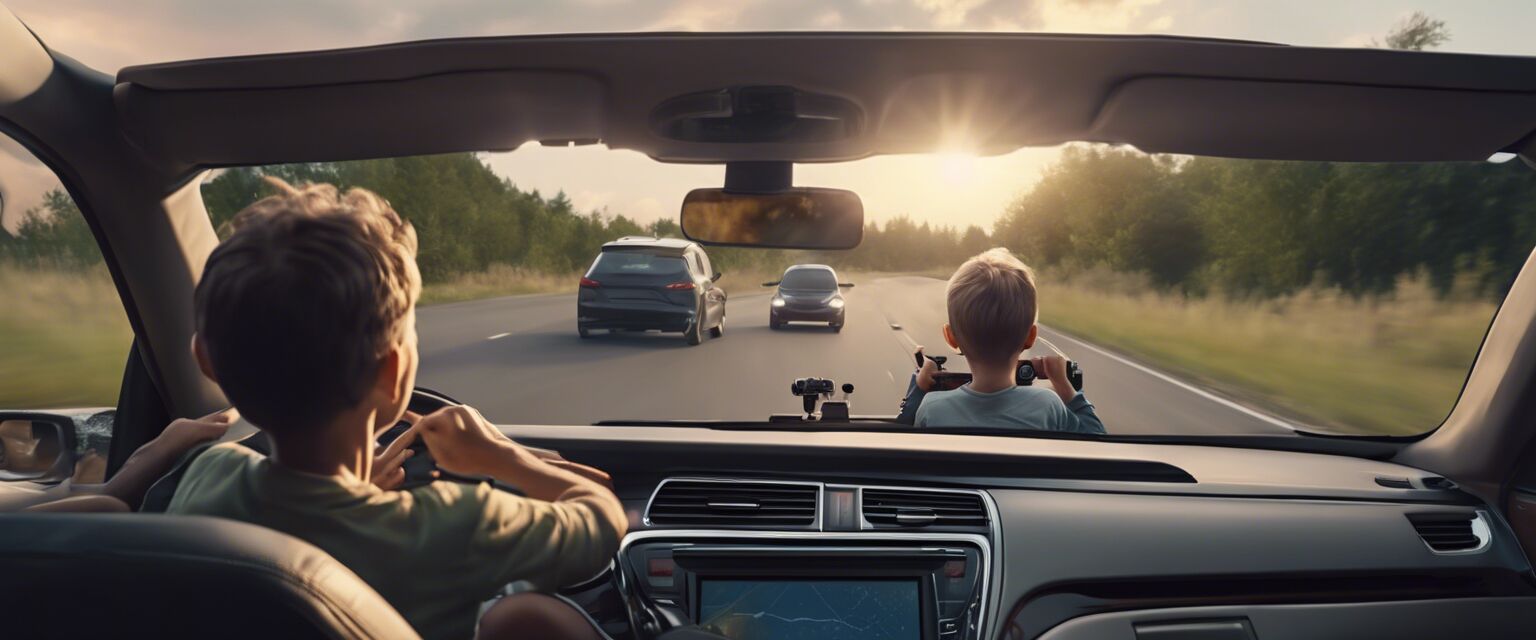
781 270 838 290
162 148 1534 438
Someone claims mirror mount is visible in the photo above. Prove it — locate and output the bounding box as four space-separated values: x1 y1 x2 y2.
724 161 793 194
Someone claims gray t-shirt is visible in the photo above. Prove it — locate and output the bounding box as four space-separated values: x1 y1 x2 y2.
915 385 1106 434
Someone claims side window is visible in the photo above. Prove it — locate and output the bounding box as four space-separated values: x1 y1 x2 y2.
0 134 124 482
697 251 714 278
689 250 707 278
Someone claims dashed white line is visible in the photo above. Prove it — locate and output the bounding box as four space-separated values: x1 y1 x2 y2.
1039 326 1299 433
487 332 510 340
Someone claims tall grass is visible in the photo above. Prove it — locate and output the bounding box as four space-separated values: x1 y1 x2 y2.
0 266 132 409
1040 268 1497 435
419 264 574 305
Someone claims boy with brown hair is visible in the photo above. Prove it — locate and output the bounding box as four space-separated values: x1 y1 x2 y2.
168 179 625 640
899 248 1105 433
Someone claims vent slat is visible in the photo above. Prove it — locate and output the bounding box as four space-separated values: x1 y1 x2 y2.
647 480 818 527
1407 513 1482 552
862 489 987 529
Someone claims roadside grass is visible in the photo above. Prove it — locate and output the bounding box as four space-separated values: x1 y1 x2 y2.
1038 268 1496 436
420 264 573 305
0 265 133 409
3 262 1497 435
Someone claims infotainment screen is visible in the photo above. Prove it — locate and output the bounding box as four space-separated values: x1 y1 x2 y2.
697 579 921 640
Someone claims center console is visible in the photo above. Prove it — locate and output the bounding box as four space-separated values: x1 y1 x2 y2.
617 479 999 640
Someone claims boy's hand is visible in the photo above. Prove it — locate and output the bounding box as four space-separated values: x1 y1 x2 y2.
1030 355 1079 404
414 405 521 477
153 408 238 453
914 347 941 392
371 422 419 491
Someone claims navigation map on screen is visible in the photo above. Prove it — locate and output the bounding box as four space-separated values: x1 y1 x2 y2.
697 579 920 640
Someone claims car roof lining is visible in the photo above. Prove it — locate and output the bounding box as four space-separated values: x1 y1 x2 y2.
112 32 1536 168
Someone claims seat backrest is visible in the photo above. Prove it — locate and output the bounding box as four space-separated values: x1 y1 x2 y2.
0 513 421 640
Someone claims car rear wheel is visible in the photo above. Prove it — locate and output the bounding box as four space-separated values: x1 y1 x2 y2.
710 315 724 338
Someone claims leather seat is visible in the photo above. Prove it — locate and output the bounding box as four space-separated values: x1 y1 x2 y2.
0 513 420 639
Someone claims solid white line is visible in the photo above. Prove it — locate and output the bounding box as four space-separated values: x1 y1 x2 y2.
1038 326 1300 433
487 332 510 340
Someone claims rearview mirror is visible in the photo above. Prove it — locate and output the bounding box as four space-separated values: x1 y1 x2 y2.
680 188 863 250
762 280 781 287
0 414 76 482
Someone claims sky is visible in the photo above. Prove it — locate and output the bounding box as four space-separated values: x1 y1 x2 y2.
4 0 1536 232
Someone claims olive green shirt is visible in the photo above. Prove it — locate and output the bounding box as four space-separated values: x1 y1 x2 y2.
167 443 619 640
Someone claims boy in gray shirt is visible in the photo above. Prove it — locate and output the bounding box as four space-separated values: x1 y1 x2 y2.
896 248 1105 434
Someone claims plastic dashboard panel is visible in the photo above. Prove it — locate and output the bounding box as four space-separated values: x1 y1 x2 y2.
1033 598 1536 640
989 489 1536 639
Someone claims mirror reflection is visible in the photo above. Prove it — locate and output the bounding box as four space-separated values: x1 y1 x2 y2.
680 188 864 250
0 419 63 480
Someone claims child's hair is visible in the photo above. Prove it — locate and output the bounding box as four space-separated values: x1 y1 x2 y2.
194 178 420 433
946 248 1038 367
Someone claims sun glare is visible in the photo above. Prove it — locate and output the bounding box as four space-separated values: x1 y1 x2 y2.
938 152 978 185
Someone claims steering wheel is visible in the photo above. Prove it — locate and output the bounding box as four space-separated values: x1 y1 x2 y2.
140 387 518 512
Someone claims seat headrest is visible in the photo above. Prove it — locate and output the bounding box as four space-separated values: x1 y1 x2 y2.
0 513 420 640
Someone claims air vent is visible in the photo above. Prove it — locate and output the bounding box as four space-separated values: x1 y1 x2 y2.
646 479 818 528
1407 512 1486 552
862 489 988 529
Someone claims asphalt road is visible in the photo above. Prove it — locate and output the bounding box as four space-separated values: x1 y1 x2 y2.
416 275 1297 435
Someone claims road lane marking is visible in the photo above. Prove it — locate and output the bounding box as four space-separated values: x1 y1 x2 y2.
887 370 896 382
487 333 510 340
1039 326 1299 433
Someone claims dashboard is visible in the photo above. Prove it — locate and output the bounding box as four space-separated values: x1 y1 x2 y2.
499 424 1536 640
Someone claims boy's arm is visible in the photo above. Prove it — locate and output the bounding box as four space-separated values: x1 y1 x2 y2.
415 405 627 590
895 372 926 425
895 349 942 425
1030 355 1106 434
92 409 236 509
1060 394 1108 435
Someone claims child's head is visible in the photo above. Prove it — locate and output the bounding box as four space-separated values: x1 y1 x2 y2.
943 248 1039 368
193 178 421 435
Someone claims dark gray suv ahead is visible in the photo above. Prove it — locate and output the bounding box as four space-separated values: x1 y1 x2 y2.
577 237 726 345
765 264 854 331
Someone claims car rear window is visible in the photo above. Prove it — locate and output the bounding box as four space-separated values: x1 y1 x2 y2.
588 251 690 278
781 269 838 290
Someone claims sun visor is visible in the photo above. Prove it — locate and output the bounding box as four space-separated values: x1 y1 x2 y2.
114 70 604 166
1090 77 1536 162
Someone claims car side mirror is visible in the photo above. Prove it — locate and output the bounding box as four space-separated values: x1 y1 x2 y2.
839 282 855 288
762 280 781 287
0 413 78 483
712 271 723 282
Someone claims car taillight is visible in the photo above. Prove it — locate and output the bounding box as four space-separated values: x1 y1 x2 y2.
579 277 601 288
665 282 696 290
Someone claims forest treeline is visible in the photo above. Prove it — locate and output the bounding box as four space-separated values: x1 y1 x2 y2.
4 147 1535 301
994 147 1536 298
0 152 995 281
